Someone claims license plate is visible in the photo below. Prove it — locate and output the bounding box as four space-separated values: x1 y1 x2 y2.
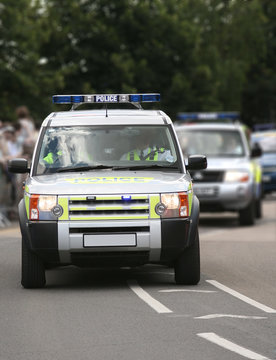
83 234 136 247
194 187 217 196
262 175 271 182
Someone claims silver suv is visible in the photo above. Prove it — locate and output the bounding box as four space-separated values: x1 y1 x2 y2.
175 122 262 226
8 93 207 288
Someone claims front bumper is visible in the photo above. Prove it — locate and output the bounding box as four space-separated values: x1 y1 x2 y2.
193 182 254 211
19 194 199 267
22 218 191 266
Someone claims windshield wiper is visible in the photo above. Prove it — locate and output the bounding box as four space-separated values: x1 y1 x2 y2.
56 165 113 173
112 164 178 170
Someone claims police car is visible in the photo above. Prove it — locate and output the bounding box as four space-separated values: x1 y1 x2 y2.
175 112 262 226
251 130 276 194
8 94 207 288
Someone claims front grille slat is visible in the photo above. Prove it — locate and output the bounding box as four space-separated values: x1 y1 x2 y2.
69 195 150 220
190 170 224 183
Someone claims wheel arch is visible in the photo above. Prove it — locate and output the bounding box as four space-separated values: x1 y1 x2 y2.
187 195 200 247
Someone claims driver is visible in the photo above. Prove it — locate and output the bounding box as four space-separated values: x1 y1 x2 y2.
121 132 173 162
43 137 63 165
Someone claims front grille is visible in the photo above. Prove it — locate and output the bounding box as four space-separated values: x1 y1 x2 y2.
190 170 224 183
263 167 276 173
69 195 150 220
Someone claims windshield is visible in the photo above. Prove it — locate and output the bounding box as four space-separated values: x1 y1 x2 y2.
176 129 245 157
34 125 180 175
251 131 276 154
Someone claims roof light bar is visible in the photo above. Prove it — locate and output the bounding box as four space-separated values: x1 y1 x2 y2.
52 93 160 105
177 112 240 121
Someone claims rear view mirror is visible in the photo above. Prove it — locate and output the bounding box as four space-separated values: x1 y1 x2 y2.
8 158 30 173
186 155 207 170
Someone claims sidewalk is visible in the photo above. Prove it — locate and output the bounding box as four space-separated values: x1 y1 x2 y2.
0 221 19 232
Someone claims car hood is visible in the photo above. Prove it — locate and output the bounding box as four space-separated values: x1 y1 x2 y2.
26 171 190 195
204 157 251 171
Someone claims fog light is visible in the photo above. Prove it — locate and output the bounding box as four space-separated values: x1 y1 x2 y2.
52 205 63 218
155 202 166 215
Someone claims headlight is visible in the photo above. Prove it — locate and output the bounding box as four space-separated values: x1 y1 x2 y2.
161 194 180 209
29 195 58 220
224 171 250 182
38 196 57 211
156 192 189 218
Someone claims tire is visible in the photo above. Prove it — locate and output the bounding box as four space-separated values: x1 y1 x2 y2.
255 198 262 219
174 230 200 285
21 238 46 289
239 200 255 226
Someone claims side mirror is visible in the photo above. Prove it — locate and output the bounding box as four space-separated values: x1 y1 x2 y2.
186 155 207 170
8 158 30 173
251 143 262 158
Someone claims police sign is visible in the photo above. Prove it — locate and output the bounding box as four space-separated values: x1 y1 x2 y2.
95 95 118 103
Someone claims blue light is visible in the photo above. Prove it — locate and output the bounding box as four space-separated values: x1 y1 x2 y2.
217 113 239 119
177 112 240 121
53 96 72 104
72 95 84 103
129 95 141 103
122 195 132 201
142 94 161 102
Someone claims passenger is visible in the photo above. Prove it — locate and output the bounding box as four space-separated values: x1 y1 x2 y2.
121 133 173 162
224 136 242 155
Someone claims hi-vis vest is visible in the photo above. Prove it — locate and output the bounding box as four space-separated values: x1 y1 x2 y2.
43 151 63 164
127 147 165 161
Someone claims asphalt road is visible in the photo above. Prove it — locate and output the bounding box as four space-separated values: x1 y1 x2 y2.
0 196 275 360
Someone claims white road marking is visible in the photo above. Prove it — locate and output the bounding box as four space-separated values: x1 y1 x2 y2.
159 289 216 293
127 279 173 314
195 314 267 320
207 280 276 314
197 332 270 360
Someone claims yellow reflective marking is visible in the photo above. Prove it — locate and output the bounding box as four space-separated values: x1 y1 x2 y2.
65 177 154 184
58 197 69 220
96 196 122 200
70 207 88 211
256 164 262 183
70 197 87 201
96 195 148 201
24 193 30 219
188 182 193 216
70 216 148 220
131 195 148 200
150 195 160 219
25 185 29 193
130 205 149 210
250 162 262 184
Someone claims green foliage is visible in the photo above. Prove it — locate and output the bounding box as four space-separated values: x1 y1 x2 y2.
0 0 274 126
